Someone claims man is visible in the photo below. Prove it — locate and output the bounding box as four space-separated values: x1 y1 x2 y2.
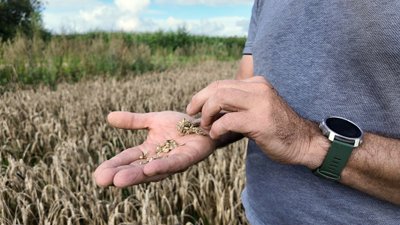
94 0 400 224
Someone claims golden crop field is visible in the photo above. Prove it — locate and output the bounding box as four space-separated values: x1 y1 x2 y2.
0 61 249 225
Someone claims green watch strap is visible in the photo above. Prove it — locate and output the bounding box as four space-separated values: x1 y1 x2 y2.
313 140 354 181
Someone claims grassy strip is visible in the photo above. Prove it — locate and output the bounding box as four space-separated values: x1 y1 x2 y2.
0 30 245 89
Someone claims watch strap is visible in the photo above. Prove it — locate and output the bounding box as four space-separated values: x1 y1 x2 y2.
313 140 354 181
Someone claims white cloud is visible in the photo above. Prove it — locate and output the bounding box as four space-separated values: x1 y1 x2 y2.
80 6 108 23
116 17 140 31
141 16 249 37
43 0 150 33
113 0 150 30
115 0 150 14
42 0 250 36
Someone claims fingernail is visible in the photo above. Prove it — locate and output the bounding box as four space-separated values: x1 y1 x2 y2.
209 130 216 139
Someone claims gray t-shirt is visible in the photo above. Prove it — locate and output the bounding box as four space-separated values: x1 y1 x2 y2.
242 0 400 224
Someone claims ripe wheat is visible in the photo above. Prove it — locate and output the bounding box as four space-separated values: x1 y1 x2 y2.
0 61 249 225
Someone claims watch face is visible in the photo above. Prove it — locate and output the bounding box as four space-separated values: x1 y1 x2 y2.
326 117 362 138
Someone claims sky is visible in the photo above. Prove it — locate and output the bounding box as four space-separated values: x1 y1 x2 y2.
42 0 254 37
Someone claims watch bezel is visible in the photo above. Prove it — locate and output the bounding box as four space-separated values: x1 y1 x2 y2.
319 116 364 147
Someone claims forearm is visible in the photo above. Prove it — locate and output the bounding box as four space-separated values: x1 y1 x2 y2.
307 130 400 205
341 133 400 204
235 55 254 80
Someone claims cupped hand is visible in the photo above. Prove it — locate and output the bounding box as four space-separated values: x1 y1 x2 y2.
94 111 216 187
186 76 323 167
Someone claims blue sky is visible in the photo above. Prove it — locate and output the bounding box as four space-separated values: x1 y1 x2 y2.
42 0 253 36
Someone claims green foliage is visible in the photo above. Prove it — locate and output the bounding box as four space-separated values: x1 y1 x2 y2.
0 31 246 89
0 0 48 41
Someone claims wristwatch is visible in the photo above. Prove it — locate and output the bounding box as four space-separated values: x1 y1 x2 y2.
313 116 364 181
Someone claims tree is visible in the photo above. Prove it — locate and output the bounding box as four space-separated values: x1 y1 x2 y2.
0 0 45 41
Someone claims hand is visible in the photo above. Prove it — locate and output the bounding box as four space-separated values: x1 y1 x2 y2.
186 76 324 167
94 111 216 187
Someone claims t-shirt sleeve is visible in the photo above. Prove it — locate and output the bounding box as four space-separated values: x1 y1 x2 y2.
243 0 260 55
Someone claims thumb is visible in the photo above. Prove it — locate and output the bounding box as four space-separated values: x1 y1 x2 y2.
107 111 152 130
209 112 246 139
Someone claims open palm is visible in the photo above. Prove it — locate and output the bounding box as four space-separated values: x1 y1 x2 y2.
94 111 216 187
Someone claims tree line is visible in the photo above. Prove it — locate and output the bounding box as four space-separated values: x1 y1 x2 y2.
0 0 48 41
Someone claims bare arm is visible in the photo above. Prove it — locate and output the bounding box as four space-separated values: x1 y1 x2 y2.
235 55 254 80
307 131 400 205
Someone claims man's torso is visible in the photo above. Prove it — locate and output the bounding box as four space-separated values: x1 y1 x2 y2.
243 0 400 224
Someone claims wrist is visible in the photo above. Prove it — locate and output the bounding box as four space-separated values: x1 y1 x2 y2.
299 122 330 170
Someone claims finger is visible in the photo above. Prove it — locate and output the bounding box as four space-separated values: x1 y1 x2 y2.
95 164 138 187
209 112 249 139
95 163 171 187
143 150 193 177
186 80 260 115
201 88 253 129
97 146 146 169
94 166 120 187
112 166 172 187
107 111 152 130
94 146 147 187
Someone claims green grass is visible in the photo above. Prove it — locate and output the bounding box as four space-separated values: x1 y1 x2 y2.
0 30 245 90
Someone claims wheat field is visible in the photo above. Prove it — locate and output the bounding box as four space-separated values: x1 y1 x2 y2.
0 61 249 225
